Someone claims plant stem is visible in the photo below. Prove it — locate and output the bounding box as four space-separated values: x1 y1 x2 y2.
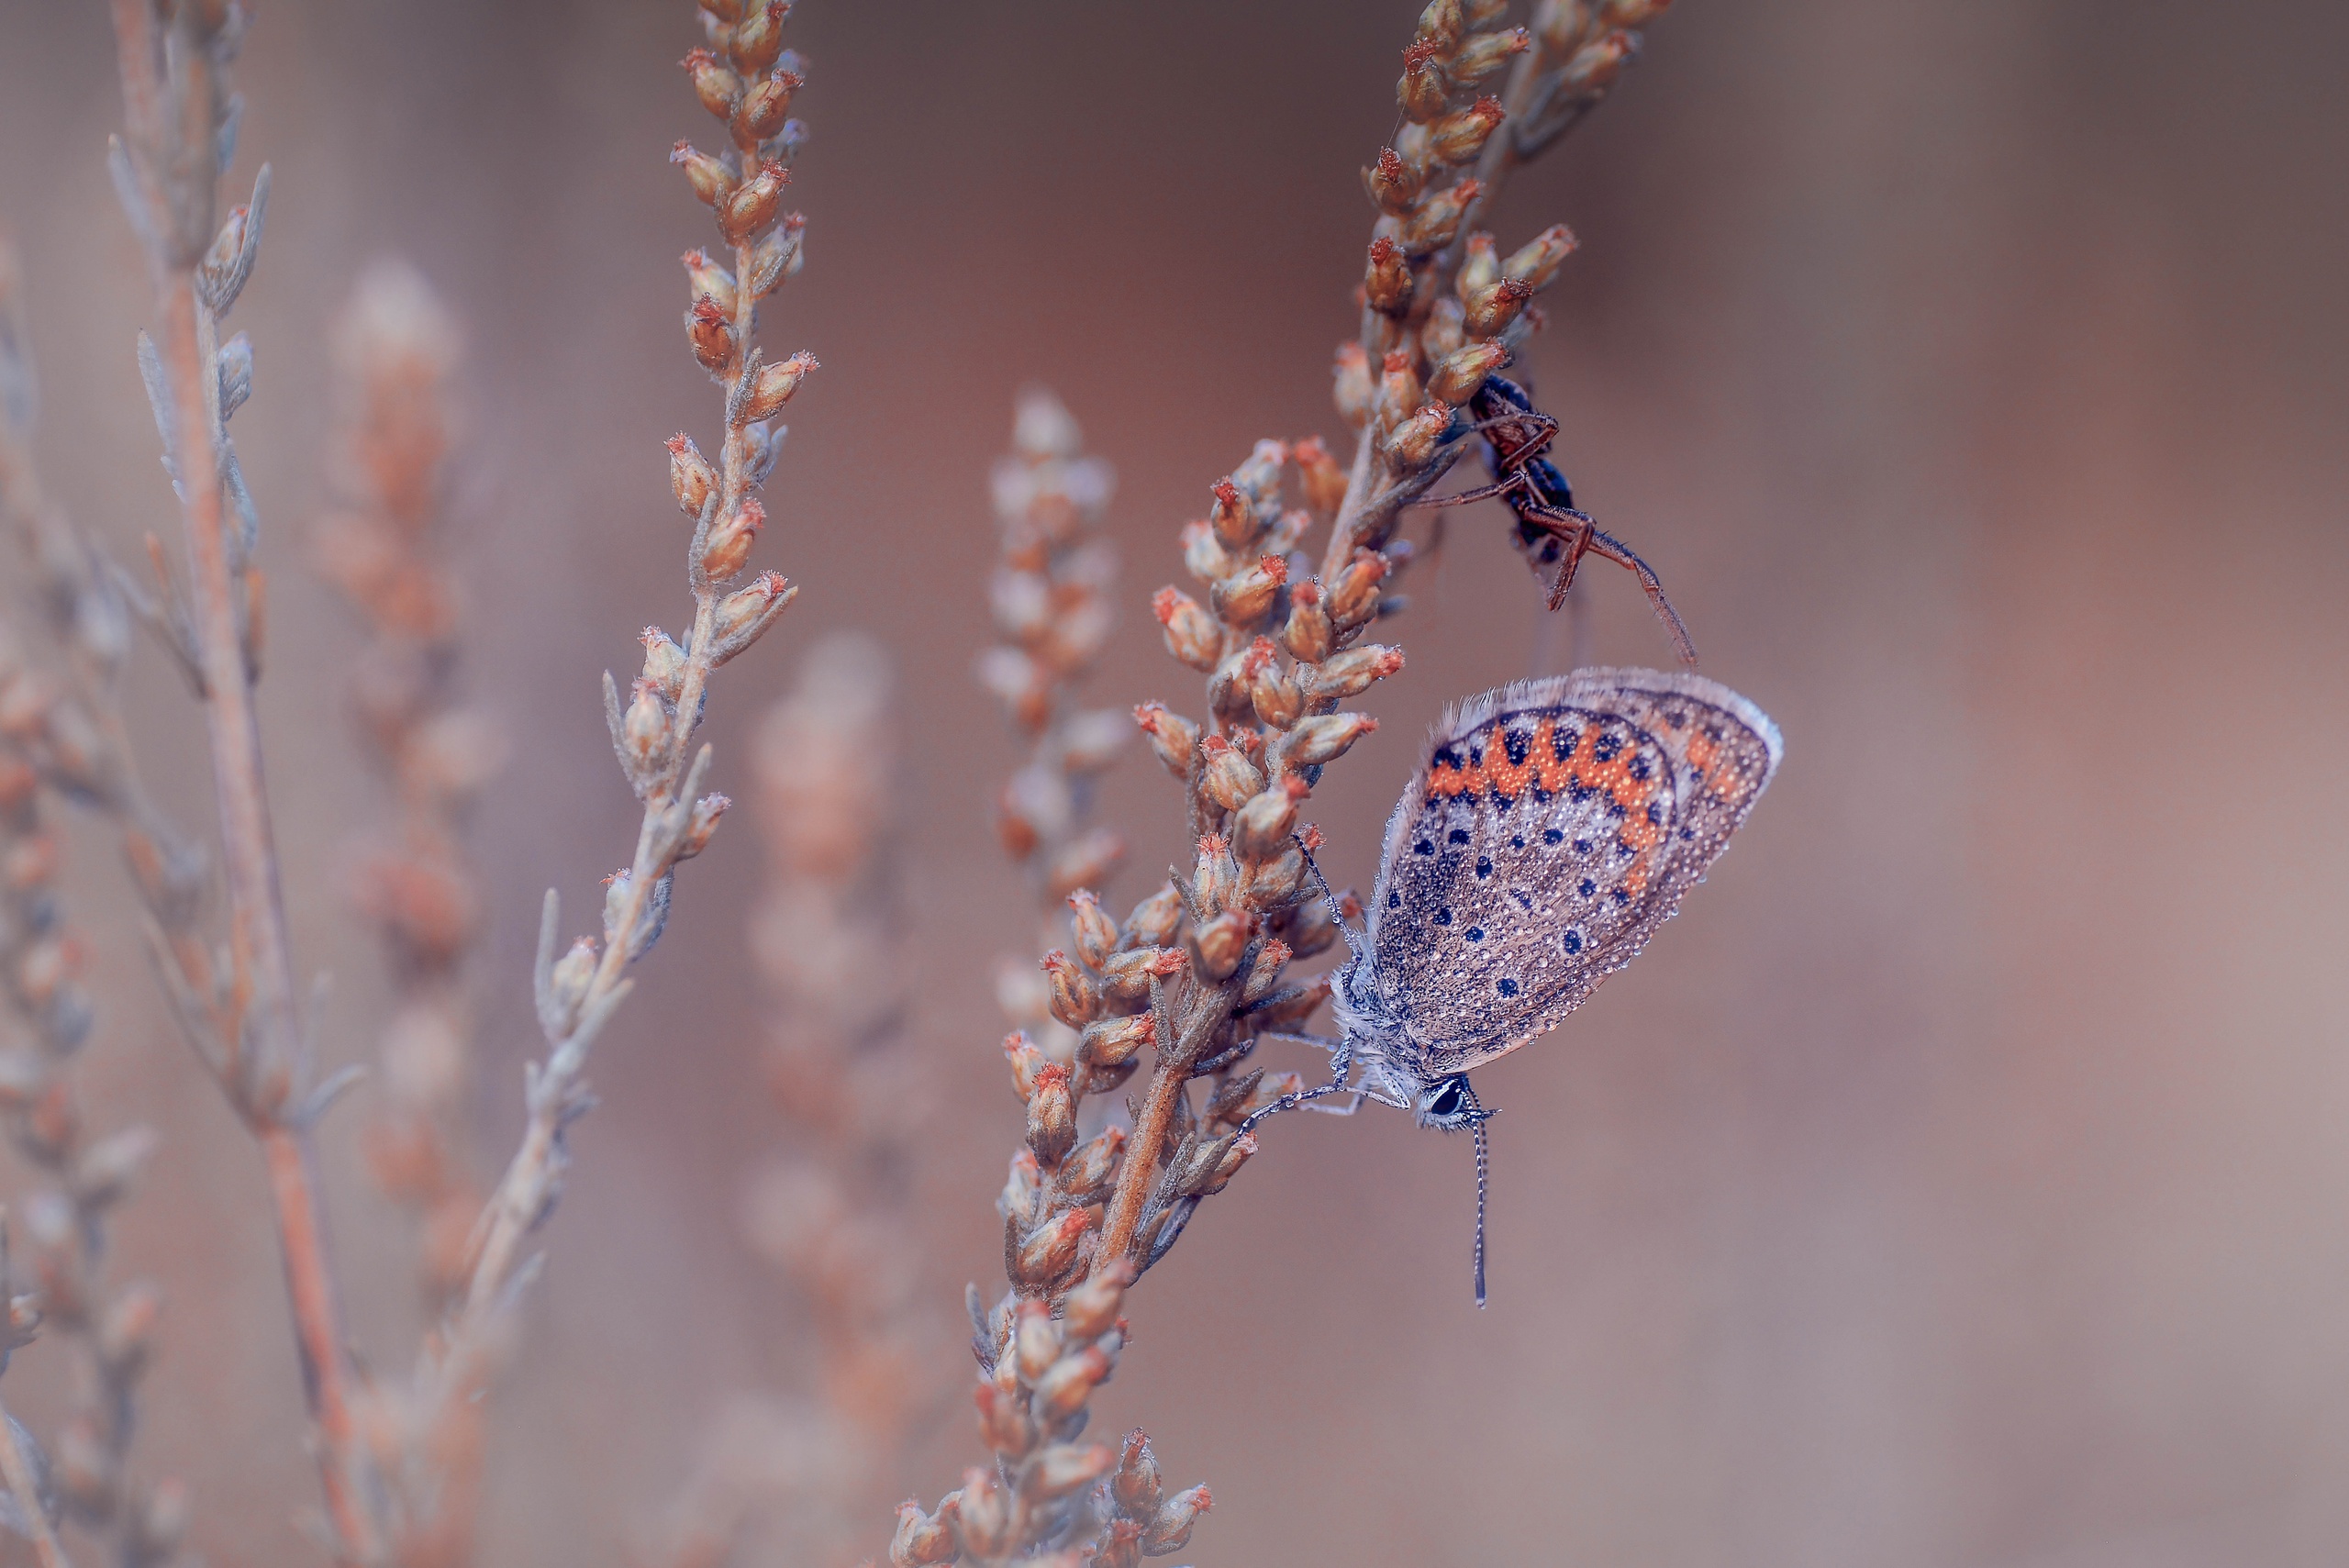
152 266 380 1566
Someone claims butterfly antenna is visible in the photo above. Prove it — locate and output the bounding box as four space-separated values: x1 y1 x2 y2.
1298 834 1365 963
1464 1079 1494 1308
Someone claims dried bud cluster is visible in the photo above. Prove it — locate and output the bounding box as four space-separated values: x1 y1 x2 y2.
1327 0 1673 574
433 8 829 1568
308 263 511 1567
1 241 199 1568
980 391 1130 1054
891 1262 1211 1568
313 263 499 1312
656 638 943 1568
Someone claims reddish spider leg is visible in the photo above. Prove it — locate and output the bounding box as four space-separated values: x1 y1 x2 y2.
1414 460 1699 665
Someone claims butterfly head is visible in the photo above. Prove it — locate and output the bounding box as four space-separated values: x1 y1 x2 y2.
1413 1073 1491 1131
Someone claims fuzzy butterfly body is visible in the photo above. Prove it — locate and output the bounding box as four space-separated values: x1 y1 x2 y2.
1324 666 1781 1118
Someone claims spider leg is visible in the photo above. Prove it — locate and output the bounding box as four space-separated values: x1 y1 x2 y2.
1585 525 1699 666
1411 476 1516 509
1513 497 1599 610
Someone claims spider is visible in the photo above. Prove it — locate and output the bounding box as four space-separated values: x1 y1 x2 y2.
1416 372 1698 666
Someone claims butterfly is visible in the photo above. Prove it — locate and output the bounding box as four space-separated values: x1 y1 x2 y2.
1247 666 1782 1303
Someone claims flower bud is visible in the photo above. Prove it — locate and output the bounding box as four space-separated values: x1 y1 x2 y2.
666 433 717 516
974 1378 1038 1461
1058 709 1132 775
1327 548 1391 628
1420 295 1468 364
957 1467 1018 1560
1121 885 1185 951
1040 950 1101 1029
719 161 790 243
1397 37 1449 122
1242 840 1306 910
1386 398 1456 473
686 295 734 373
1279 898 1346 965
1078 1013 1153 1072
1364 236 1414 314
1027 1062 1077 1165
1305 641 1406 702
1416 0 1465 49
1231 775 1308 861
1427 95 1505 164
1004 1031 1046 1101
741 349 817 419
1178 1131 1254 1195
1374 350 1424 435
542 939 596 1032
1279 579 1334 664
1046 828 1126 905
1000 1148 1041 1225
1056 892 1116 973
1241 639 1303 729
1202 481 1259 555
1464 275 1533 339
681 47 742 118
709 570 796 656
1179 517 1239 584
1012 1299 1062 1382
1562 28 1638 95
1292 437 1347 521
1451 25 1531 85
1011 1208 1092 1289
1028 1442 1116 1502
1400 178 1482 255
1601 0 1670 23
1535 0 1594 47
1230 438 1288 505
1193 833 1241 916
1113 1430 1163 1517
1284 712 1379 767
1151 588 1221 672
1208 554 1287 628
891 1499 959 1568
728 0 791 75
1096 946 1183 1006
1428 339 1510 406
1503 222 1580 290
1144 1486 1213 1556
1062 1258 1134 1341
1032 1351 1116 1427
1364 147 1427 217
670 140 735 207
624 678 670 769
1197 735 1266 812
1239 937 1294 1005
732 66 802 145
1132 702 1199 777
676 793 729 860
97 1281 161 1375
1190 908 1250 983
681 250 738 317
1055 1125 1126 1207
700 495 763 580
1333 341 1374 428
747 213 808 297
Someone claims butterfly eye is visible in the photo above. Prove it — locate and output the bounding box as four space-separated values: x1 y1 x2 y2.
1421 1078 1466 1121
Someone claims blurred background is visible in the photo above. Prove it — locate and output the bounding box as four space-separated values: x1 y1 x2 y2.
1 1 2345 1564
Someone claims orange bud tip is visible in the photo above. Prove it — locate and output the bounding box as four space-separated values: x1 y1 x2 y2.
1258 555 1289 583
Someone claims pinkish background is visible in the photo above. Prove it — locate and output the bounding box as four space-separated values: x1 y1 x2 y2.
1 2 2345 1564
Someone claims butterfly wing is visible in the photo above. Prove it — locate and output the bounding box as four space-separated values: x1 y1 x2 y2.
1364 667 1782 1077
